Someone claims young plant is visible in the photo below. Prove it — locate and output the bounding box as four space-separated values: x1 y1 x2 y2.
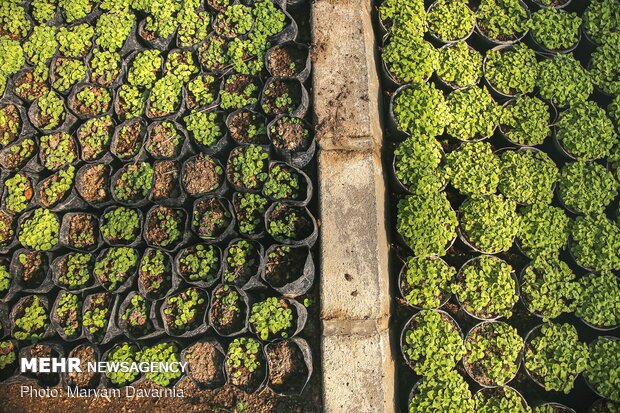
35 90 66 130
54 291 81 338
0 3 31 40
249 297 294 340
427 0 475 42
570 215 620 272
464 321 522 386
100 206 141 244
224 239 259 284
0 38 25 77
500 96 551 146
83 293 112 341
436 41 483 89
177 245 220 283
227 145 269 190
383 36 437 85
57 24 94 58
392 82 450 137
121 294 152 336
13 296 49 342
184 110 224 148
474 387 529 413
220 74 260 111
397 192 457 257
2 138 36 170
525 323 588 393
197 35 228 73
576 272 620 329
267 204 313 241
476 0 529 41
484 44 538 95
537 54 592 107
139 249 171 299
589 37 620 96
556 101 616 160
0 103 21 148
147 121 182 158
149 75 183 117
518 204 571 259
4 173 33 214
116 84 146 120
235 193 268 235
52 58 86 92
88 49 121 86
585 337 620 401
18 208 59 251
73 85 112 116
216 4 254 38
113 162 154 202
144 206 183 248
0 261 10 295
95 11 134 51
263 164 303 201
445 141 501 196
459 195 520 254
0 211 15 249
583 0 619 45
452 255 517 319
177 8 210 48
0 340 16 371
446 86 500 141
105 342 140 386
23 25 57 66
128 50 162 89
40 132 77 170
138 342 183 387
402 310 464 375
186 74 218 109
57 252 93 290
409 370 475 413
401 257 456 308
269 116 311 152
498 149 558 205
393 135 445 195
192 197 231 240
528 8 582 51
59 0 93 22
163 288 207 333
93 247 139 291
558 161 617 215
39 165 75 208
165 49 198 84
226 337 263 382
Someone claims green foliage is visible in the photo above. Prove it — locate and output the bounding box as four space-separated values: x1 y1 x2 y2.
165 49 198 84
224 239 256 283
36 90 65 130
140 249 170 294
585 337 620 401
147 121 181 158
198 35 227 72
446 86 500 141
52 58 86 92
229 145 269 190
408 370 475 413
0 3 31 40
57 24 94 58
267 204 308 240
609 95 620 129
58 252 92 289
474 387 529 413
128 50 161 89
94 247 139 291
556 101 616 160
537 54 592 108
263 165 302 200
378 0 425 28
113 162 154 202
4 173 32 214
178 245 220 282
583 0 620 45
227 337 262 376
589 37 620 96
106 342 140 386
18 208 59 251
393 83 450 137
227 37 266 76
251 0 286 39
249 297 293 340
89 49 121 85
518 204 570 259
500 96 551 146
95 11 134 51
0 104 20 147
149 75 183 116
436 41 482 88
465 322 522 386
0 262 10 293
401 257 456 308
55 291 81 338
163 288 206 330
39 165 74 208
184 110 223 148
138 342 182 387
445 141 500 196
74 86 111 115
117 84 146 120
383 36 437 84
476 0 529 40
459 195 520 253
83 294 110 337
13 296 48 341
147 207 183 247
452 255 517 319
0 340 16 370
40 133 76 170
529 8 582 51
236 193 268 235
187 75 217 108
220 75 259 110
485 44 538 95
498 150 557 205
0 38 24 76
24 25 57 66
427 0 475 41
558 161 617 214
77 116 112 160
525 323 588 393
121 294 150 332
177 8 210 48
59 0 92 22
219 4 253 37
396 192 457 257
101 207 140 243
402 310 464 375
576 272 620 328
571 215 620 271
192 198 231 239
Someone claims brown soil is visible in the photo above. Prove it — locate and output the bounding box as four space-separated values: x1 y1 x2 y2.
262 79 301 116
224 75 257 98
266 341 307 393
268 205 312 240
53 291 80 339
71 86 110 116
227 356 266 392
267 46 307 78
67 214 97 249
15 69 48 102
184 341 225 387
138 21 157 42
210 286 245 334
25 344 60 386
163 288 207 334
265 247 306 288
139 251 171 299
77 164 109 204
148 122 182 158
206 0 230 12
228 110 267 144
41 133 77 167
0 341 15 360
152 160 180 200
226 245 260 286
115 120 143 159
77 118 114 160
122 297 150 335
0 211 15 246
18 251 46 288
2 139 35 169
193 198 229 238
144 205 183 247
183 154 222 196
67 344 98 388
270 118 309 152
0 104 21 146
83 293 111 340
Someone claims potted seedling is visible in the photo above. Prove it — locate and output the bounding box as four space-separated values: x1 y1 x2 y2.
0 339 17 381
82 292 114 343
391 82 450 136
112 161 154 205
396 192 457 256
452 255 518 319
249 297 300 341
197 34 228 73
227 145 269 192
589 400 620 413
265 42 311 81
29 90 66 131
60 0 94 22
184 74 218 108
119 293 154 338
192 197 233 241
164 49 198 84
11 295 49 342
518 204 571 259
57 24 94 59
181 154 224 199
144 205 184 250
139 248 173 300
18 208 60 251
524 323 589 393
263 163 309 204
210 284 247 336
528 8 581 52
77 115 114 161
393 135 445 195
0 210 15 250
445 141 500 196
215 4 254 38
589 37 620 96
584 337 620 401
127 49 162 89
23 25 57 66
20 342 63 386
88 49 122 87
382 36 437 86
263 245 313 296
570 215 620 272
233 193 268 237
146 121 185 159
151 160 182 203
400 256 456 309
576 272 620 330
94 247 139 292
177 7 211 48
94 11 135 52
51 57 86 93
459 194 520 253
446 86 500 141
176 244 221 287
104 342 140 387
499 96 552 146
464 321 523 386
409 370 475 412
220 74 260 111
484 44 538 97
474 386 530 413
115 84 147 121
183 340 226 389
3 172 34 214
268 116 314 167
10 249 48 290
139 342 183 387
14 67 48 103
261 78 306 117
0 138 37 170
147 75 183 119
521 257 579 321
436 41 483 89
52 290 81 340
0 260 11 298
39 132 77 171
227 110 268 145
558 161 617 214
555 101 616 160
100 206 141 245
183 110 226 152
0 103 22 149
427 0 476 43
475 0 530 44
53 252 94 291
583 0 618 45
75 163 110 206
111 119 146 161
223 239 262 287
498 149 558 205
69 84 112 118
535 404 576 413
532 0 571 7
226 337 266 392
537 54 592 108
0 2 31 40
401 310 464 376
266 203 316 245
161 287 208 336
60 212 98 251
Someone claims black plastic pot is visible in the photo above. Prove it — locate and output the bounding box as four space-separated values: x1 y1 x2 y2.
75 162 113 208
8 249 54 295
110 118 147 163
398 257 452 310
208 284 250 337
109 162 153 207
82 292 121 345
262 244 314 298
0 135 42 173
222 238 265 290
226 109 270 146
143 205 189 253
264 203 318 248
51 252 97 292
99 205 144 247
174 244 223 289
498 97 557 147
260 77 309 119
190 196 237 244
527 27 581 55
137 18 176 52
183 73 221 111
19 341 65 387
145 120 191 161
225 339 268 393
181 339 227 390
93 247 140 294
100 341 143 388
67 83 114 121
267 115 316 169
63 343 101 389
248 297 308 342
9 295 54 343
159 287 210 338
117 291 164 340
473 0 531 46
265 42 311 83
50 290 84 342
181 153 227 198
262 161 313 207
137 248 180 301
265 338 313 396
59 212 102 252
426 1 476 45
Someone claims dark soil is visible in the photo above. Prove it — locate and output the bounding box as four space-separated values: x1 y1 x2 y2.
115 120 143 159
152 160 180 200
41 132 77 167
163 288 207 334
67 344 98 388
83 293 112 341
144 205 183 247
17 251 46 288
268 205 313 240
0 211 15 246
71 86 110 116
183 154 221 196
77 118 113 161
14 69 48 102
227 354 266 392
223 75 257 99
76 164 109 204
267 46 307 78
193 198 229 238
121 296 150 336
265 246 306 288
139 251 171 299
228 110 267 144
266 341 308 393
210 286 245 334
38 172 69 208
184 341 225 387
225 244 260 286
148 122 182 158
67 213 97 249
0 104 21 146
2 139 35 169
53 291 81 339
270 117 309 152
262 79 301 116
